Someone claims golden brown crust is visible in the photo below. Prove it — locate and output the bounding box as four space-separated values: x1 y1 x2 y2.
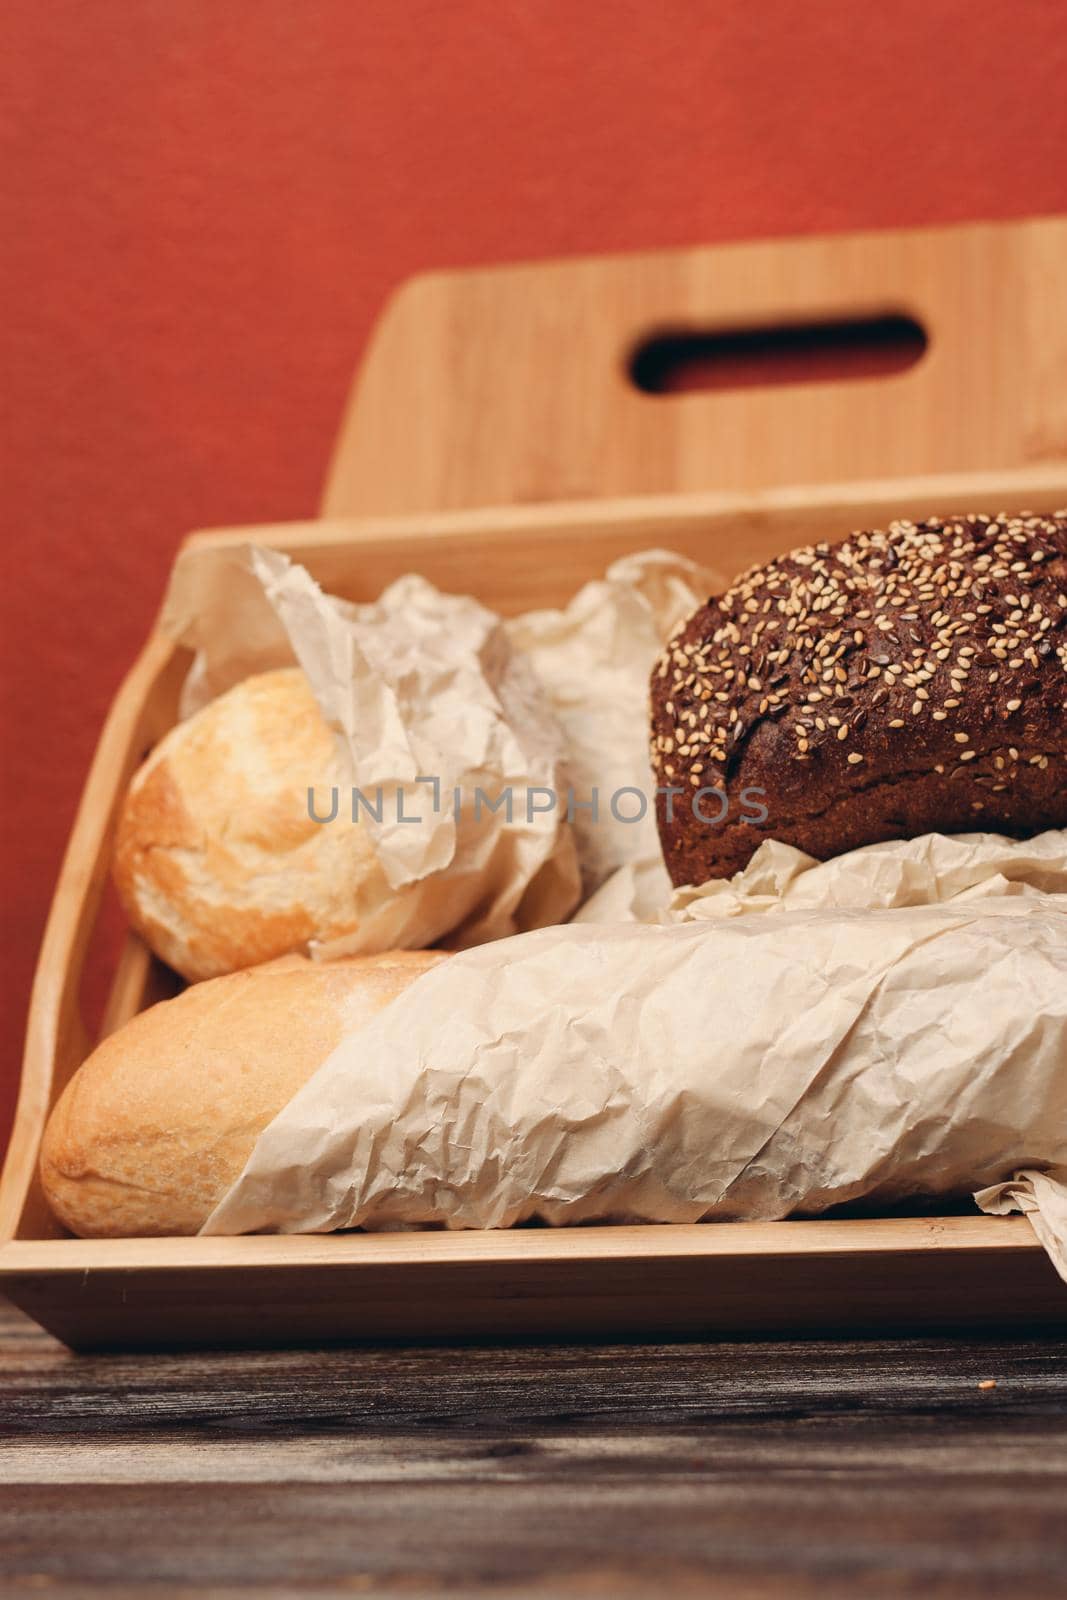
39 950 447 1238
113 668 437 981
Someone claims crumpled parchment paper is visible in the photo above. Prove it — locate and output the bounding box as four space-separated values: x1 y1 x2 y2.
580 815 1067 927
667 829 1067 919
162 541 581 947
160 542 718 946
976 1169 1067 1280
506 549 723 897
203 830 1067 1281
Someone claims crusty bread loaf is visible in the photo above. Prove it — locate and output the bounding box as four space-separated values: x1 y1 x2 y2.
40 950 447 1238
650 512 1067 884
114 668 461 981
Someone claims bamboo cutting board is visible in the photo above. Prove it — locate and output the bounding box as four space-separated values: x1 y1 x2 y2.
322 217 1067 516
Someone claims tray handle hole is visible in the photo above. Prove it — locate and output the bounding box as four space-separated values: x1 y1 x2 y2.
629 313 927 396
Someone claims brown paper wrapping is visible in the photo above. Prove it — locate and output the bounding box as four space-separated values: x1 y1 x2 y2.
204 833 1067 1279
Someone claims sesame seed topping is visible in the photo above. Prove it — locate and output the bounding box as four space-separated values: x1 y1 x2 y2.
651 510 1067 789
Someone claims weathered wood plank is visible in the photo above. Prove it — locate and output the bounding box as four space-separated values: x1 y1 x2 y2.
4 1476 1067 1597
4 1295 1067 1596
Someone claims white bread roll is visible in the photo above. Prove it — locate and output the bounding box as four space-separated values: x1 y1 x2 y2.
40 950 446 1238
114 668 465 982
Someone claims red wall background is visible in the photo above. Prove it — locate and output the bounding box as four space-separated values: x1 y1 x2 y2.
3 0 1067 1151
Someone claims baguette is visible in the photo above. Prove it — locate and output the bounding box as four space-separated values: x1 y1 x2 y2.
40 950 446 1238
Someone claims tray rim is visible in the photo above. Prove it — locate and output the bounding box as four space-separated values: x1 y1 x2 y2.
0 1212 1043 1278
193 462 1067 559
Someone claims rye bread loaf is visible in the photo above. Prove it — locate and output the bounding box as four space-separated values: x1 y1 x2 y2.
39 950 447 1238
650 512 1067 885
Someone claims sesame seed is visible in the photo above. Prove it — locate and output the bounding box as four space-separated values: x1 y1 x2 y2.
649 512 1064 789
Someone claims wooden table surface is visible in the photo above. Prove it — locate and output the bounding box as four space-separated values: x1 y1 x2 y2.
2 1298 1067 1598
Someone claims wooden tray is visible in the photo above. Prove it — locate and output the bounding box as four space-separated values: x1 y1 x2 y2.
4 469 1067 1350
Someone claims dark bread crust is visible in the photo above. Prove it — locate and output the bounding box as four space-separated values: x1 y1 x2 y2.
650 512 1067 885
